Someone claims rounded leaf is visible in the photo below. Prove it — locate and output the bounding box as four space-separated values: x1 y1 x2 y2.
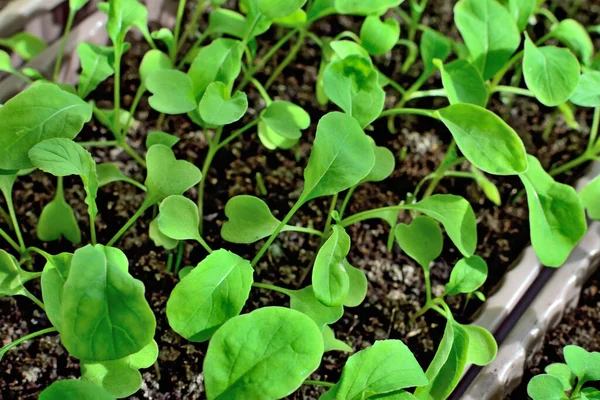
436 104 528 175
288 285 344 329
343 260 368 308
167 249 253 342
360 16 400 56
570 71 600 107
361 142 395 183
445 256 488 296
312 225 351 306
261 101 310 140
139 49 172 85
203 307 324 399
580 174 600 220
147 70 197 114
199 82 248 126
157 195 201 241
394 216 443 269
461 324 497 366
221 195 281 243
436 59 488 107
527 375 569 400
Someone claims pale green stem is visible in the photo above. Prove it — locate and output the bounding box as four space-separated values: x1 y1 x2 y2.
78 140 119 147
341 205 402 228
216 119 261 151
5 189 25 252
304 380 335 388
338 186 357 220
195 236 213 254
491 85 534 97
176 0 208 53
23 288 45 310
172 0 187 62
284 225 323 236
265 29 308 89
408 88 446 100
252 282 291 295
0 226 20 252
250 77 272 103
107 205 148 246
53 7 76 82
0 327 57 360
0 204 13 231
379 107 438 119
197 127 223 235
121 85 146 139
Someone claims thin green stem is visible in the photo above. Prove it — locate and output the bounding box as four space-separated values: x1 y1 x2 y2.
119 140 147 168
250 77 273 103
422 143 464 199
78 140 119 147
0 204 13 231
122 85 145 139
107 205 148 246
304 380 335 388
571 378 585 396
265 29 307 89
172 0 187 62
25 246 53 261
0 327 57 359
176 0 208 54
0 226 20 252
197 128 223 234
379 107 438 119
23 288 45 310
53 7 76 82
550 153 593 177
322 193 338 237
491 85 534 98
113 46 123 141
408 88 446 100
444 171 476 179
217 119 261 151
338 186 357 220
423 267 432 303
535 8 560 25
10 70 33 84
174 242 184 274
587 106 600 153
237 29 299 91
5 189 25 252
252 200 304 267
252 282 291 295
195 236 213 254
166 253 174 273
283 225 323 236
341 205 402 228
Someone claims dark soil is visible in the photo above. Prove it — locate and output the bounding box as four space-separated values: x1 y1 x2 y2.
1 0 599 399
509 262 600 399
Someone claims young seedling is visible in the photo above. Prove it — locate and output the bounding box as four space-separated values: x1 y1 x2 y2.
527 345 600 400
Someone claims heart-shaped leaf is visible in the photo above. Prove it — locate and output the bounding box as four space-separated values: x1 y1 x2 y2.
139 49 173 85
258 0 307 18
403 194 477 257
144 145 202 207
151 28 175 57
106 0 150 48
454 0 520 79
527 375 569 400
37 192 81 244
81 340 159 398
360 16 400 56
199 82 248 126
312 225 351 306
324 55 385 128
523 35 580 107
519 155 587 267
146 131 180 149
203 307 323 399
221 195 281 243
302 112 375 202
564 345 600 385
147 70 197 114
445 256 488 296
436 104 528 175
0 83 92 170
395 216 443 269
261 101 310 140
322 340 428 399
60 245 156 362
545 363 575 391
157 195 201 241
257 121 299 150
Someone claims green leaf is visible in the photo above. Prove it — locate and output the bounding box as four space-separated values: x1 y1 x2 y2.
580 174 600 220
473 168 501 206
445 256 488 296
258 0 307 18
553 19 594 66
519 155 587 267
324 55 385 128
149 218 178 250
301 112 375 202
204 307 323 399
258 121 299 150
167 249 253 342
343 260 368 307
330 40 371 60
0 249 40 298
188 38 243 101
97 163 146 191
507 0 536 31
454 0 520 79
77 43 115 99
564 345 600 385
323 325 353 353
143 145 202 207
323 340 428 399
157 195 201 241
207 9 247 39
146 131 180 148
273 9 307 27
403 195 477 257
151 28 174 56
435 59 488 107
29 139 99 226
81 340 159 398
420 28 451 73
0 32 47 60
523 35 580 107
545 363 575 391
60 245 156 361
361 141 395 183
307 0 336 21
414 323 469 400
147 70 197 114
70 0 90 11
261 101 310 140
0 83 92 170
360 16 400 56
139 49 173 85
199 82 248 125
39 379 115 400
436 104 528 175
37 193 81 244
0 49 13 72
41 253 73 331
106 0 150 47
313 225 351 306
461 324 497 366
570 71 600 107
582 388 600 399
288 285 344 329
527 375 569 400
221 195 281 243
93 106 135 137
394 216 443 269
334 0 403 15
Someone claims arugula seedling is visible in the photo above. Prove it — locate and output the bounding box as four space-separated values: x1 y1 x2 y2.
0 32 47 61
76 43 117 99
312 225 351 307
320 339 428 399
203 307 323 399
157 195 212 253
528 345 600 400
